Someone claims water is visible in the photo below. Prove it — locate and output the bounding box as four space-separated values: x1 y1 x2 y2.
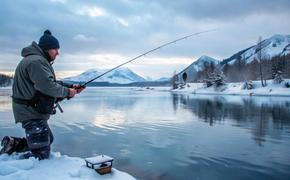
0 87 290 180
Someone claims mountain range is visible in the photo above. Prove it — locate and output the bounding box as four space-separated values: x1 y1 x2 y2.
65 34 290 85
175 34 290 82
222 34 290 65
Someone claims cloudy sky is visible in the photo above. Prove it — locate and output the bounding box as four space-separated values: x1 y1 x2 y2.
0 0 289 79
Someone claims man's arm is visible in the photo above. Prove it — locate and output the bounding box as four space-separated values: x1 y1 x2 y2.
27 60 70 98
56 80 73 88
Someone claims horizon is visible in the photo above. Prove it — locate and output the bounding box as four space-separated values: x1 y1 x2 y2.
0 0 290 79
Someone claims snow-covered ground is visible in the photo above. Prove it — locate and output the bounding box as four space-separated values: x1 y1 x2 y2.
172 79 290 96
0 152 135 180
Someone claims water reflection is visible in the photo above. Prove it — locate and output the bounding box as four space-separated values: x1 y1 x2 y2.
172 94 290 146
0 96 11 112
1 88 290 180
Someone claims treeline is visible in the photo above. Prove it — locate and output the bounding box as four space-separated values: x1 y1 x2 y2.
193 53 290 83
0 73 13 87
222 54 290 82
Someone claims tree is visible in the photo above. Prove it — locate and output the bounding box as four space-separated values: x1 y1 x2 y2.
242 80 254 90
171 71 178 89
256 36 266 87
273 70 283 84
213 70 226 89
0 73 13 87
203 72 215 87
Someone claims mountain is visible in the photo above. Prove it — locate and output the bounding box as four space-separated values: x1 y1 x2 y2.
174 34 290 83
145 76 153 81
222 34 290 65
65 67 146 84
176 55 219 82
220 34 290 82
155 77 171 82
191 55 220 71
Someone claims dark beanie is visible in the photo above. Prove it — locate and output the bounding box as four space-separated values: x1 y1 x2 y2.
38 30 60 51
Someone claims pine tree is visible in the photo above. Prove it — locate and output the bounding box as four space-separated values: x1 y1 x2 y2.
214 71 226 88
171 71 178 89
242 80 254 90
273 70 283 84
203 72 215 87
0 73 13 87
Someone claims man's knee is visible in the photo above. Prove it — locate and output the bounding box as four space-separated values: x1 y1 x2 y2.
22 120 51 150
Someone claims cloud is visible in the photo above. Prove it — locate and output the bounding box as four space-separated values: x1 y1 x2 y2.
0 0 290 78
49 0 68 4
117 18 129 27
76 6 106 17
73 34 96 42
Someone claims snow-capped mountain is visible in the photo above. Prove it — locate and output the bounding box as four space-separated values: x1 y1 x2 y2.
192 55 220 71
223 34 290 65
180 55 219 74
65 67 146 84
176 55 219 82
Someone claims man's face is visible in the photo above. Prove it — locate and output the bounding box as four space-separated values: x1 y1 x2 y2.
48 48 59 60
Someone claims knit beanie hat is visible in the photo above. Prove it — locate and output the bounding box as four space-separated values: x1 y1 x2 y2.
38 30 60 51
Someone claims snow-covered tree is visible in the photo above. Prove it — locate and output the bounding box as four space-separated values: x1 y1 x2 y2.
242 80 254 90
203 73 215 87
273 70 283 84
203 68 226 89
213 71 226 88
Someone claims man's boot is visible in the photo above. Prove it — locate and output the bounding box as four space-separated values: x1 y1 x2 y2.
0 136 28 155
0 136 15 155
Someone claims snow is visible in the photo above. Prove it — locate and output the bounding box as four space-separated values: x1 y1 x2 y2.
172 79 290 96
132 86 171 91
0 152 135 180
65 67 146 84
185 55 219 73
228 34 290 65
85 155 113 164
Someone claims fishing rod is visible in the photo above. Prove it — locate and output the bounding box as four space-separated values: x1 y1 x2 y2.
55 29 216 113
81 29 217 87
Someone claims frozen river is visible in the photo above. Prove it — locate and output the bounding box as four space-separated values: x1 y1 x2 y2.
0 87 290 180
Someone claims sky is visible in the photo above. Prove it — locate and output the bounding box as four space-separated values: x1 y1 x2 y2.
0 0 289 79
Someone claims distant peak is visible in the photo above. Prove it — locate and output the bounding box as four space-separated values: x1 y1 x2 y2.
268 34 290 43
270 34 285 39
200 55 210 59
196 55 218 62
118 67 131 71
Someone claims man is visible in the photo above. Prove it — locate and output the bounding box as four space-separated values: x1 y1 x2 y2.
0 30 84 160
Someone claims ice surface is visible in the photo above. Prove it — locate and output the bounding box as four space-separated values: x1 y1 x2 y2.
0 152 135 180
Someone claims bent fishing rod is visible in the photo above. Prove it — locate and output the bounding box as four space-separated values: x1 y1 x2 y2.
81 29 216 87
55 29 216 112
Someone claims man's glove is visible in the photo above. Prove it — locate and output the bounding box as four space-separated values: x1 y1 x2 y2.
68 88 77 98
72 84 86 94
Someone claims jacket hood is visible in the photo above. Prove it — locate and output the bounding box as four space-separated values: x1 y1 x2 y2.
21 41 46 58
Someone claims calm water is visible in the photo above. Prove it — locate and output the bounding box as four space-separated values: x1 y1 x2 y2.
0 87 290 180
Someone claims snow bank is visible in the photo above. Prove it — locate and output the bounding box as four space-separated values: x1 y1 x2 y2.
0 152 135 180
172 80 290 96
